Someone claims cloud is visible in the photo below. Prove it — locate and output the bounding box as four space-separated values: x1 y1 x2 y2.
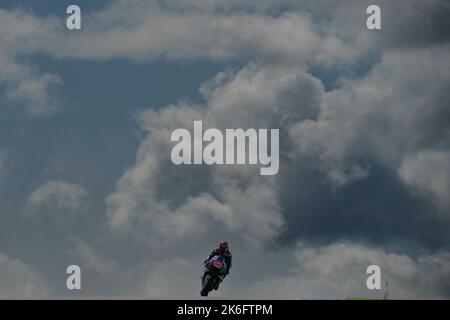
0 252 48 299
105 63 327 246
106 44 450 251
201 63 323 128
43 3 354 66
0 1 376 66
400 150 450 208
26 180 88 213
98 241 450 299
68 239 117 276
138 257 201 298
0 55 62 115
31 0 446 65
64 0 449 63
0 9 63 115
0 0 447 115
0 9 63 116
106 107 284 245
245 242 450 299
63 238 119 296
290 45 450 188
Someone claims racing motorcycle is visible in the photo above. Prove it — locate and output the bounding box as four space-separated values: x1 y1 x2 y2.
200 255 227 296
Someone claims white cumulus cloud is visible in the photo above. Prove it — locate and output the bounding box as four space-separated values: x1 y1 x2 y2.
0 252 48 299
26 180 87 212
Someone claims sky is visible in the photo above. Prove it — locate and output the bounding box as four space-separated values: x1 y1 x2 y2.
0 0 449 299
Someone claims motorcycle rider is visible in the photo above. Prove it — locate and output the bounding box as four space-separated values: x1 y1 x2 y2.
202 240 232 290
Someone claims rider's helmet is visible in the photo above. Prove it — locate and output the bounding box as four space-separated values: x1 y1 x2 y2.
218 240 229 252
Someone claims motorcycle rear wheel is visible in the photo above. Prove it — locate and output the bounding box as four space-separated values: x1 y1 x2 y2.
200 274 214 296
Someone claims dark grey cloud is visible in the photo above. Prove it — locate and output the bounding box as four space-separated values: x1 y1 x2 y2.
279 161 450 252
